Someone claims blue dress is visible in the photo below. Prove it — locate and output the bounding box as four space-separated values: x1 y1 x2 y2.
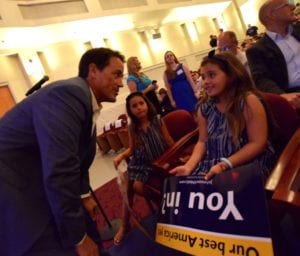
167 64 198 112
193 99 275 178
128 116 168 183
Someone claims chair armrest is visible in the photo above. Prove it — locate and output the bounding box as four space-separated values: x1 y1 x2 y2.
265 128 300 220
265 127 300 192
152 128 199 175
265 127 300 211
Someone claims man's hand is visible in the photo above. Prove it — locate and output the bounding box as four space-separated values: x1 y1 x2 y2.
82 196 100 221
75 235 99 256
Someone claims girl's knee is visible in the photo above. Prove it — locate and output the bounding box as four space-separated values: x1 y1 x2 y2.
133 181 145 195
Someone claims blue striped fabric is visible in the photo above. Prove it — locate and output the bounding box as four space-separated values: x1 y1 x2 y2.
193 98 275 177
127 115 168 183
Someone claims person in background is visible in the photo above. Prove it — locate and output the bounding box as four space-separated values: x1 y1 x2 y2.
112 92 174 245
0 47 125 256
163 50 198 113
246 0 300 110
295 2 300 17
246 24 259 37
158 87 175 116
218 30 249 71
126 56 162 114
241 38 255 51
191 70 203 95
209 34 218 48
218 28 224 41
170 52 275 182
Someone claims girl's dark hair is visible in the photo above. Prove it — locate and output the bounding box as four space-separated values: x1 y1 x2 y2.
200 52 264 146
78 47 125 78
125 92 157 147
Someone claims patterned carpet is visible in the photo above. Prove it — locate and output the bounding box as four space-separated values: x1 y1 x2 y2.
93 176 153 249
93 176 190 255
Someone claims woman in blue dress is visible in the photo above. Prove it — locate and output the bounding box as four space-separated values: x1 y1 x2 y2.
163 50 198 113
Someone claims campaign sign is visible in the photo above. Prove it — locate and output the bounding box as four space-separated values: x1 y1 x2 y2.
155 165 274 256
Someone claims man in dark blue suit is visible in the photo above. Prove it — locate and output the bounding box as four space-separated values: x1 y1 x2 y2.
0 48 125 256
246 0 300 110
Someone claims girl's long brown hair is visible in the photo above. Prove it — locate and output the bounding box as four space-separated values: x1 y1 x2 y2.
200 52 263 146
125 92 157 148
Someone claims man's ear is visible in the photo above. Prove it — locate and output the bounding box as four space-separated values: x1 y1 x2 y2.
87 63 98 79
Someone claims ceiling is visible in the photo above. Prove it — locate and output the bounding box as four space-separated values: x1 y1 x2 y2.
0 0 234 50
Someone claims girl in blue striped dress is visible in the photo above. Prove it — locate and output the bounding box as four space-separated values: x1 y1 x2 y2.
113 91 174 245
169 52 275 181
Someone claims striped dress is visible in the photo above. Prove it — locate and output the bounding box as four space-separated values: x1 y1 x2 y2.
127 115 168 183
193 99 275 178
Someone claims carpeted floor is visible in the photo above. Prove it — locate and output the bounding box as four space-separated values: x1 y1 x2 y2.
93 177 190 255
93 176 151 248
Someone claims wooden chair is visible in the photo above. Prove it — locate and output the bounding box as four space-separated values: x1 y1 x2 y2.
122 110 198 212
115 114 129 149
145 110 198 209
96 133 111 154
104 122 123 152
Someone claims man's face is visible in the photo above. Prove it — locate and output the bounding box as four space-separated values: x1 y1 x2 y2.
218 34 237 54
88 57 124 103
271 0 297 23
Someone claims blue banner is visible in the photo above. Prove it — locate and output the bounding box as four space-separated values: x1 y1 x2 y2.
155 165 274 255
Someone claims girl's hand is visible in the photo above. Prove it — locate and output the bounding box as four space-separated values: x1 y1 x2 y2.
204 163 225 180
169 165 192 176
113 154 123 169
171 100 176 108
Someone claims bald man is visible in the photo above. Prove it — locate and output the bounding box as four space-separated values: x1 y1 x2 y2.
246 0 300 109
218 30 249 68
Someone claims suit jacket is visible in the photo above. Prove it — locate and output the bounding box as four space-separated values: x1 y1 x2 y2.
246 23 300 93
0 77 96 256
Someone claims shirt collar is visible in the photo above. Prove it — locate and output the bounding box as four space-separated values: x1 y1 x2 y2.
266 25 293 40
89 87 102 114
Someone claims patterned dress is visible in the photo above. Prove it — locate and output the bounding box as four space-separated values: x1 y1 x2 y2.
167 64 198 112
128 116 168 183
193 99 275 178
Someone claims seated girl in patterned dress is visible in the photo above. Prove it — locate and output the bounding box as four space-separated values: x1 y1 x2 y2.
170 52 275 181
113 92 174 245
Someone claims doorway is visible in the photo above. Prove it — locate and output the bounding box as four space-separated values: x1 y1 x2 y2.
0 85 16 117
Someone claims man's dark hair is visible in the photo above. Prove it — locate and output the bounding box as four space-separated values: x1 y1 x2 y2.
78 47 125 78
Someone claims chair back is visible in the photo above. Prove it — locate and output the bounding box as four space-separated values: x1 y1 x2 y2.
263 93 299 154
162 110 197 141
